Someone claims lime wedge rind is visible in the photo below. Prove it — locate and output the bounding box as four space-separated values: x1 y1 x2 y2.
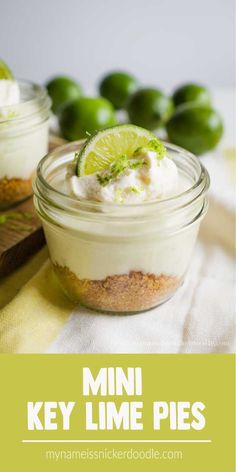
76 124 156 177
0 59 14 80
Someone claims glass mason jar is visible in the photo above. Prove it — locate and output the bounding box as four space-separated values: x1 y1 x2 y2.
0 80 51 209
34 141 210 314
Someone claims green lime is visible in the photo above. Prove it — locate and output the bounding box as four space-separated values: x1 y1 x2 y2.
172 83 211 107
76 124 158 176
59 97 117 141
99 71 138 109
127 88 174 130
166 105 223 155
46 76 82 114
0 59 14 80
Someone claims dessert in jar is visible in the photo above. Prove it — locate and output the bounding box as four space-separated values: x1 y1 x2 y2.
34 124 210 314
0 60 51 209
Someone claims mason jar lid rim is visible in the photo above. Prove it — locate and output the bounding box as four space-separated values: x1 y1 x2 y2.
35 140 210 217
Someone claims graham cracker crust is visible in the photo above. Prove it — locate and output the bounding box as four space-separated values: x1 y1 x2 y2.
0 176 33 208
53 264 181 313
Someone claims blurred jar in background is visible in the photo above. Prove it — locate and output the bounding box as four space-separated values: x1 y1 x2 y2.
0 80 51 209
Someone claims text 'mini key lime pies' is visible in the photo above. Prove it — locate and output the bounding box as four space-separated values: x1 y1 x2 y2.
34 124 210 313
0 60 51 208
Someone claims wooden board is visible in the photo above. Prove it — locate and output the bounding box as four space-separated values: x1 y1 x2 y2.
0 135 66 277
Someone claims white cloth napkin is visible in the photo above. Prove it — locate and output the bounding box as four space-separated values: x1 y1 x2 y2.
47 238 235 353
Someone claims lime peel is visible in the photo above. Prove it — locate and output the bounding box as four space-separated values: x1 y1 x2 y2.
0 59 14 80
96 155 147 187
75 124 166 178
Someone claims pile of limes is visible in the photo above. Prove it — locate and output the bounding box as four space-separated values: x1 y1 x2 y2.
46 72 223 155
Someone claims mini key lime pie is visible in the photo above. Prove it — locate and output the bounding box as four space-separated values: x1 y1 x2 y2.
0 60 51 208
34 125 210 313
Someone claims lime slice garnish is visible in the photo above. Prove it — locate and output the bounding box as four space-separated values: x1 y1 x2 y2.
0 59 14 80
76 124 159 176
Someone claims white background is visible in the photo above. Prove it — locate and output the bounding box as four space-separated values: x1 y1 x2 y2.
1 0 235 94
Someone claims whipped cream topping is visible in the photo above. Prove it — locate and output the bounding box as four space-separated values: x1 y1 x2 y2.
0 79 20 107
69 150 178 204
